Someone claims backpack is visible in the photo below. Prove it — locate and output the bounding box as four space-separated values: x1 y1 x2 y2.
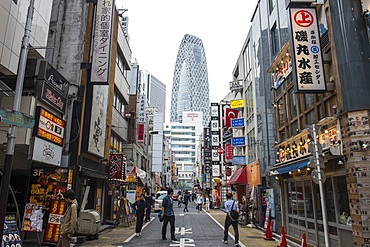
230 201 239 220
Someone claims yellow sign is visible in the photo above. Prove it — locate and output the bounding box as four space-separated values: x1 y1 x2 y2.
213 178 221 182
230 99 244 108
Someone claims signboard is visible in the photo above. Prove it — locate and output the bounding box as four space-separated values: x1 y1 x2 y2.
44 200 66 243
212 135 219 146
3 215 23 247
109 154 123 179
137 94 146 123
212 150 220 161
225 144 233 160
217 147 224 154
211 104 219 117
229 80 243 91
289 7 326 93
212 164 220 177
233 156 246 165
232 137 246 146
230 99 244 109
126 190 136 204
41 82 67 114
28 167 68 210
88 85 108 157
21 204 44 232
90 0 115 84
32 137 63 166
211 120 219 131
231 118 245 128
34 107 65 146
137 124 145 143
0 109 34 128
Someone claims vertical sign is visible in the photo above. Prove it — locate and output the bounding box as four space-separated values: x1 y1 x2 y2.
88 85 108 157
137 124 145 143
289 8 326 93
225 144 233 160
91 0 115 84
44 200 66 243
109 154 123 179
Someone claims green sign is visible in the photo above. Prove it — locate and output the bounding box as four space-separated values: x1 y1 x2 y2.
0 109 34 128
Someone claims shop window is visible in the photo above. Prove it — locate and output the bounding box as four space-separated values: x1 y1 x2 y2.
306 110 316 125
289 89 297 119
296 181 305 217
287 182 293 214
329 226 338 235
336 176 350 225
325 178 336 222
315 184 323 220
299 220 306 227
308 221 315 230
305 94 314 109
278 98 284 127
288 181 298 215
304 180 314 219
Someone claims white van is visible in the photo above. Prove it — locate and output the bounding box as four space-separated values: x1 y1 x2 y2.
154 191 167 212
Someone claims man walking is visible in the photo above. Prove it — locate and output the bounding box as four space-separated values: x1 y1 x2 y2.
145 192 154 222
161 188 177 241
133 194 147 236
183 190 190 212
222 193 240 247
58 190 78 247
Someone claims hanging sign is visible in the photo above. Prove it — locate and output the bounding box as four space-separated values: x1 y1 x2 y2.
109 154 123 179
289 7 326 93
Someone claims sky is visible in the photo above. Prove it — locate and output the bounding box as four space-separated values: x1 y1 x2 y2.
115 0 258 121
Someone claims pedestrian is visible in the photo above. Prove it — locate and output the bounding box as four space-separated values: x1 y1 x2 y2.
178 193 183 207
205 195 210 212
133 194 147 237
145 192 154 222
183 190 190 212
196 193 204 212
161 188 177 241
57 190 78 247
222 193 240 247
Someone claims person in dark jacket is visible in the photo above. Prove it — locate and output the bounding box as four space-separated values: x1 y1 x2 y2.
145 192 154 222
133 194 147 236
161 188 177 241
183 190 190 212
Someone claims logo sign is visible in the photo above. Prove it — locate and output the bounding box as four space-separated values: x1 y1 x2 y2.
232 156 246 165
137 124 145 143
232 137 246 146
0 109 34 128
90 0 115 84
225 144 233 160
34 107 65 146
32 137 63 166
289 8 326 93
109 154 123 179
229 80 243 91
211 120 219 131
230 99 244 108
212 150 220 161
212 135 219 146
231 118 245 128
41 82 67 114
211 104 219 117
44 200 66 243
212 164 220 177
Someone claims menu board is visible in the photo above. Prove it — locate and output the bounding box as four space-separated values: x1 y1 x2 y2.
2 215 22 247
21 204 44 232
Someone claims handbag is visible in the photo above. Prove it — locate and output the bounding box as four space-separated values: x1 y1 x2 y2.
157 211 163 222
230 201 239 220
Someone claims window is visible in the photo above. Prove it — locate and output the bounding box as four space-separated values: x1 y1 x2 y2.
306 110 316 125
113 88 125 115
116 48 128 77
278 98 284 127
269 0 275 14
305 94 314 109
271 23 279 55
289 89 297 119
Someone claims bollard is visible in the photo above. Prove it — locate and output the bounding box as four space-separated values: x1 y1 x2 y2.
264 221 274 241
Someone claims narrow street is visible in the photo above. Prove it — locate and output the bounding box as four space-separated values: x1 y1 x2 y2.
79 202 278 247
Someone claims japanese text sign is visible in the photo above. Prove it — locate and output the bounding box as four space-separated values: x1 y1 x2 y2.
34 107 65 146
137 124 145 143
91 0 115 84
289 8 326 93
109 154 123 179
44 200 66 243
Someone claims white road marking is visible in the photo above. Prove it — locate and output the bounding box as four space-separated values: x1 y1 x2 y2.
169 238 195 246
175 227 193 235
205 211 246 247
123 217 154 243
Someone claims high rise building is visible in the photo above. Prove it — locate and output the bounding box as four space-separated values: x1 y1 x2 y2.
148 74 166 122
170 34 210 127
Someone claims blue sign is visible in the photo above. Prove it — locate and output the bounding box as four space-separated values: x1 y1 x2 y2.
0 109 34 128
233 156 246 165
232 137 246 146
231 118 245 128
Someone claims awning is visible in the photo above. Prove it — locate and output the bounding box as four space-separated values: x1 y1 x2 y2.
227 166 247 185
274 160 309 174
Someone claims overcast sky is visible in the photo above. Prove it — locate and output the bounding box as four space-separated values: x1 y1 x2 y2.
115 0 258 121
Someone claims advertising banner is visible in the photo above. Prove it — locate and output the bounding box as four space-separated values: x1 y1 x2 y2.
34 106 65 146
44 200 66 243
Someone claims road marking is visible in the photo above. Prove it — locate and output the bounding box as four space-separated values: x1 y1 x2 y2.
205 211 246 247
175 227 193 235
123 217 153 243
169 238 195 246
179 214 185 216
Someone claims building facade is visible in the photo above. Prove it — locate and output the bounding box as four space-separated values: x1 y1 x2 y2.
170 34 211 127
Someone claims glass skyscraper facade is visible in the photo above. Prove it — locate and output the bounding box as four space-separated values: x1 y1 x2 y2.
170 34 210 127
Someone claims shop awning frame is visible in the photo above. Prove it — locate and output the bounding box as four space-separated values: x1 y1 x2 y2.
272 160 309 174
227 166 247 185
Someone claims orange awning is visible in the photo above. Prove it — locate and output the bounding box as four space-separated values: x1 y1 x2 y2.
227 166 247 185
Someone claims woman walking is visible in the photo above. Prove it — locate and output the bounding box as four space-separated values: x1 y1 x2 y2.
133 194 147 237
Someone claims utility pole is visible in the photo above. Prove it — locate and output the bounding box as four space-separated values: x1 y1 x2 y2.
308 124 330 247
0 0 35 238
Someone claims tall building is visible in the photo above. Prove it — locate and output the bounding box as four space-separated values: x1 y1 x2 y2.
170 34 210 127
148 74 166 122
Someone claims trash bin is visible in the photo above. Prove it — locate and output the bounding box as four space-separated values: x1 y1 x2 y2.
77 209 101 239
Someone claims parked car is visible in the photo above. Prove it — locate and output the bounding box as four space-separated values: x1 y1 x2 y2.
154 191 167 212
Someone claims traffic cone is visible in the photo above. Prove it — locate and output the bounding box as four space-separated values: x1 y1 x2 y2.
301 233 307 247
264 221 274 240
280 226 287 247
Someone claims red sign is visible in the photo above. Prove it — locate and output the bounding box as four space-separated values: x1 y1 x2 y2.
35 107 65 146
109 154 123 179
44 200 66 243
137 124 145 143
225 108 238 127
217 147 224 154
294 10 314 27
225 144 233 160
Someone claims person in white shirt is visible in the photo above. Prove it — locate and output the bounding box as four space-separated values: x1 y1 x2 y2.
205 195 210 212
222 193 240 247
196 193 204 212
